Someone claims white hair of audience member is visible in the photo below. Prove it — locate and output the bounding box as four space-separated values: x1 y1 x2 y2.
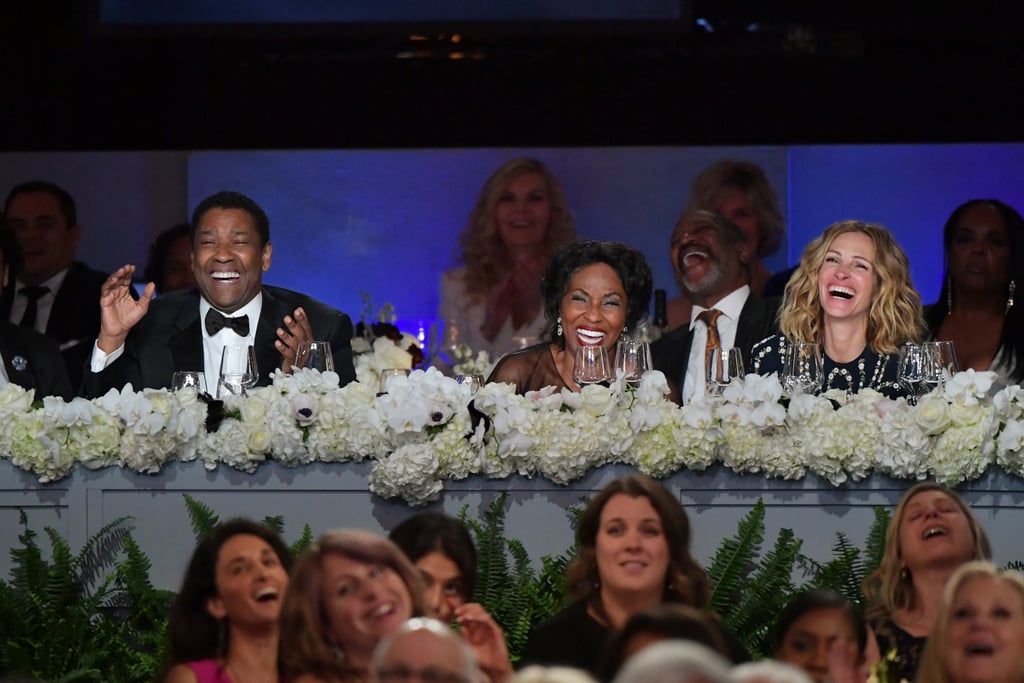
732 660 814 683
516 665 599 683
370 616 478 683
611 640 732 683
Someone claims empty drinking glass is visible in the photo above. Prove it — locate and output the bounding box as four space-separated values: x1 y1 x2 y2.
615 336 653 384
705 347 744 396
573 346 611 386
292 340 335 372
782 342 824 395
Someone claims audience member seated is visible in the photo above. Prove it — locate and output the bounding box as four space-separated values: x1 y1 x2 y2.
0 226 72 400
279 530 427 683
389 512 512 683
84 190 355 396
145 222 197 294
732 660 814 683
158 518 293 683
925 199 1024 385
598 604 730 682
279 530 509 683
2 180 111 390
369 618 478 683
861 482 992 683
652 210 779 404
610 641 732 683
771 590 866 683
439 158 577 359
915 561 1024 683
487 240 653 395
518 475 745 676
752 220 924 398
666 159 785 329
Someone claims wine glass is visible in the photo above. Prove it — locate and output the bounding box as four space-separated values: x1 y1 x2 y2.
292 340 335 372
218 345 258 398
378 368 409 394
782 342 824 395
456 374 485 395
573 346 611 386
171 371 207 394
705 347 744 397
615 336 653 385
897 343 927 404
924 340 960 389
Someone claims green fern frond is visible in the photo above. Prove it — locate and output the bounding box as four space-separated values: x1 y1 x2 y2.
183 494 220 539
73 517 132 592
864 506 890 574
262 515 286 536
290 524 315 557
705 499 766 618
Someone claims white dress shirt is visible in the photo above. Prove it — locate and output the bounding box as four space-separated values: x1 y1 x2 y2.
91 293 263 389
682 285 751 404
10 268 69 334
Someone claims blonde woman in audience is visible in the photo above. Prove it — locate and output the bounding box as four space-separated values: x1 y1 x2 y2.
861 482 992 683
915 561 1024 683
439 158 577 358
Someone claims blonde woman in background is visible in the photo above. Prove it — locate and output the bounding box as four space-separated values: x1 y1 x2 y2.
439 158 577 359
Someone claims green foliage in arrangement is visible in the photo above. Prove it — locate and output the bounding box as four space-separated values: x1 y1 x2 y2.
0 492 897 679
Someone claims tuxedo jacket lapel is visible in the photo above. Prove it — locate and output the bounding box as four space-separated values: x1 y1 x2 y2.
167 302 204 378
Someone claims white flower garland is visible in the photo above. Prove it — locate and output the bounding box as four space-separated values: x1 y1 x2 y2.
2 365 1022 506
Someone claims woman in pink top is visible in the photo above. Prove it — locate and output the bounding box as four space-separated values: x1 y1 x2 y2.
159 518 293 683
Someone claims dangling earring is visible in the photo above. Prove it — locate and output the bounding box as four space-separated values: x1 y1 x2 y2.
900 567 910 582
1007 280 1016 314
622 325 628 334
946 275 953 314
557 317 563 337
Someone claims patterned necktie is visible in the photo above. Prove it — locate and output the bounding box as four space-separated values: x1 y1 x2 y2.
697 308 723 371
204 308 250 337
19 286 50 330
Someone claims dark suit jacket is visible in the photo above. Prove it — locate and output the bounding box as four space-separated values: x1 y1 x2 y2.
82 285 355 397
0 322 74 401
651 292 781 396
0 261 108 391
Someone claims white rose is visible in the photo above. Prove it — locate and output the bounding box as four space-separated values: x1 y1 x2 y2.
579 384 615 417
914 394 952 435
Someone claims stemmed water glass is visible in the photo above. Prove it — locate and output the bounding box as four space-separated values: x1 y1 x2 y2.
782 342 824 395
218 345 258 398
923 340 960 391
705 347 744 397
573 346 611 386
898 343 927 404
456 374 485 395
171 371 207 394
614 336 653 385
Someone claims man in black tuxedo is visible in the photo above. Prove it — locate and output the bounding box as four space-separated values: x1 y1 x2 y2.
84 190 355 397
0 225 73 400
652 210 780 403
2 181 109 390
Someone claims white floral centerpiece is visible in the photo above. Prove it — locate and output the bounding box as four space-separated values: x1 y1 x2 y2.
7 364 1024 506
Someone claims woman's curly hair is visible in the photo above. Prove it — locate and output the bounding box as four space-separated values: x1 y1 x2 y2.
456 158 577 304
780 220 925 354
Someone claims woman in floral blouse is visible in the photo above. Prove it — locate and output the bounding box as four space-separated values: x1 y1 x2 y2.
752 220 925 398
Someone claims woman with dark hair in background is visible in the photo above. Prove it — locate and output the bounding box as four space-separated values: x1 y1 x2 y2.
389 512 513 683
439 158 578 358
771 590 866 683
518 474 745 675
487 240 653 394
925 198 1024 385
159 518 293 683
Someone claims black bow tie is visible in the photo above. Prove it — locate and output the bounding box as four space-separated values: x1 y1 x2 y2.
205 309 250 337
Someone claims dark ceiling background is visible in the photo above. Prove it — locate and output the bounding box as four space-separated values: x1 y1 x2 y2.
2 2 1023 150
